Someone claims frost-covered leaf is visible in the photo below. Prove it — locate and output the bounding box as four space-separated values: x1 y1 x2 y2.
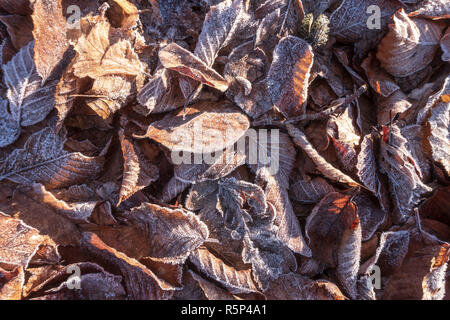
136 68 184 115
159 43 229 92
379 125 432 216
382 232 449 300
357 134 381 196
327 107 360 172
376 9 444 78
161 176 190 203
73 16 143 79
409 0 450 20
305 192 361 298
247 131 296 188
217 177 297 290
81 232 172 299
441 28 450 61
85 75 133 119
289 173 334 204
27 183 98 224
118 131 159 205
142 100 249 154
286 124 360 187
361 53 400 97
265 273 346 300
261 172 311 257
0 127 103 189
188 270 237 300
189 247 260 294
174 144 246 184
0 99 20 148
266 36 314 117
330 0 402 42
31 0 69 81
428 95 450 175
224 42 271 118
1 41 58 146
194 0 251 68
0 213 45 268
122 203 209 264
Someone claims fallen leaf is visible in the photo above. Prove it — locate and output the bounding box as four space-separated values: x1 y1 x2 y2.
159 43 229 92
266 36 314 117
0 127 103 189
376 9 444 78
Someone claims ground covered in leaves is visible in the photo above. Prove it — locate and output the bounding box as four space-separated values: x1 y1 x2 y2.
0 0 449 300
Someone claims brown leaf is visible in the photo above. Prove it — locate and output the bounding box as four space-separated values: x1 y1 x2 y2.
54 58 80 130
31 0 70 81
118 131 159 205
81 232 173 299
189 247 260 294
136 68 184 115
26 183 98 224
0 15 33 51
0 127 103 189
286 124 360 187
409 0 450 20
420 187 450 227
441 28 450 61
142 100 249 154
266 36 314 117
0 213 45 268
119 203 209 264
376 9 444 78
305 192 361 298
265 273 346 300
73 16 143 79
107 0 139 29
379 124 432 216
383 233 449 300
0 41 58 147
159 43 229 92
0 266 24 300
361 53 400 97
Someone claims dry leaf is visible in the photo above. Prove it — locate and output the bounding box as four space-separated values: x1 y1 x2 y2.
31 0 69 81
441 28 450 61
142 100 249 154
305 192 361 298
81 232 173 299
0 213 45 268
266 36 314 117
118 131 159 205
0 127 103 189
73 16 143 79
286 124 360 187
189 247 260 294
0 41 58 147
159 43 229 92
409 0 450 20
376 9 444 78
120 203 209 264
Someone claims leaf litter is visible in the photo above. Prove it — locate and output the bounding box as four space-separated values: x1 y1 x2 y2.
0 0 448 300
